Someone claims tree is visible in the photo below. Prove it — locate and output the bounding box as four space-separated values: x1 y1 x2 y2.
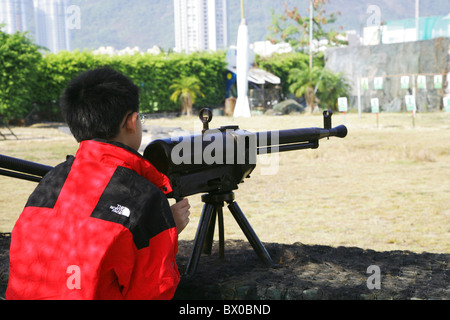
257 52 313 96
268 1 348 113
315 68 350 111
0 27 43 120
169 76 204 116
288 66 323 112
268 0 347 52
288 66 349 112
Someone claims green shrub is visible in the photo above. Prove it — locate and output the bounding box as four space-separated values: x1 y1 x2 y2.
0 29 42 120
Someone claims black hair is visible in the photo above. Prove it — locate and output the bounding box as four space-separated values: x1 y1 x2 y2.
60 66 140 142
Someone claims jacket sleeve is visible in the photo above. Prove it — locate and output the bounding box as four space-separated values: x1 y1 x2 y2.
122 182 180 300
123 227 180 300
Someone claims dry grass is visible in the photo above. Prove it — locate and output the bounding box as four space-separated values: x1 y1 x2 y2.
1 113 449 254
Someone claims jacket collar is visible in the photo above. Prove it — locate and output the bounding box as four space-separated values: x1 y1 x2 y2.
76 139 173 195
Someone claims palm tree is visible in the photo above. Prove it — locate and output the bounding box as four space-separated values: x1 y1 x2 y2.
288 66 349 112
169 76 205 116
315 69 350 111
288 66 322 113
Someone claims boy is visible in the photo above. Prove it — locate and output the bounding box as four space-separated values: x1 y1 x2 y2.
7 67 190 300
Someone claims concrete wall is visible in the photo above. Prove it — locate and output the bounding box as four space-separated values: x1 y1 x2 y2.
325 38 450 112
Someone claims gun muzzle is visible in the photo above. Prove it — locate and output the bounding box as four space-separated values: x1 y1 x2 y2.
256 124 348 155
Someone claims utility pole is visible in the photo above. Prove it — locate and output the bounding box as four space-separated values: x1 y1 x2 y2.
412 0 419 118
309 0 313 69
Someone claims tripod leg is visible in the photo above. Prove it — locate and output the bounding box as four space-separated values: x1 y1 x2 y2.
200 205 225 258
217 207 225 259
185 203 215 277
227 201 275 267
203 207 217 255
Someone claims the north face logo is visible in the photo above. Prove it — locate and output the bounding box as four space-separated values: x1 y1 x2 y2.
110 204 131 218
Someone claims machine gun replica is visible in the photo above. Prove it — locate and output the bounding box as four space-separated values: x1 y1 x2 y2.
144 108 347 276
0 108 347 277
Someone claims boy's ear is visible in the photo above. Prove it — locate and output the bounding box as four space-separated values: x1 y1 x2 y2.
125 112 138 133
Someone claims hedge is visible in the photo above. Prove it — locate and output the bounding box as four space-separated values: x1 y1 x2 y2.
34 50 228 119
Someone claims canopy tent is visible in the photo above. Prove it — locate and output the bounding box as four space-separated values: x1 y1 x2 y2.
225 67 281 111
226 67 280 86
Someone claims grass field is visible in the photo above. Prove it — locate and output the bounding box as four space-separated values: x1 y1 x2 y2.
1 112 449 254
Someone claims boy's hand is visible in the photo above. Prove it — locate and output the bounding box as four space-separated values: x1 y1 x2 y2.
171 198 191 234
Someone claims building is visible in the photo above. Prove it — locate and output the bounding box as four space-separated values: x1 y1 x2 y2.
363 15 450 46
174 0 228 53
0 0 71 53
0 0 33 34
33 0 71 53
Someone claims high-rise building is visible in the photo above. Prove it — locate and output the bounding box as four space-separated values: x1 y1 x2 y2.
0 0 33 34
0 0 71 53
33 0 71 53
174 0 227 53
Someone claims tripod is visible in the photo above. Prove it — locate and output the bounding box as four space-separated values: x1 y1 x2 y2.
184 191 275 277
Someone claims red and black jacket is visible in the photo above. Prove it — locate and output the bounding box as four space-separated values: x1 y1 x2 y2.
7 140 180 300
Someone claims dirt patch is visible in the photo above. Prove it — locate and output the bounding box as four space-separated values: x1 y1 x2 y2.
1 233 448 300
174 240 449 300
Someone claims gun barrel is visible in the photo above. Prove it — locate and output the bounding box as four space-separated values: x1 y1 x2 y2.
0 154 53 182
256 124 347 155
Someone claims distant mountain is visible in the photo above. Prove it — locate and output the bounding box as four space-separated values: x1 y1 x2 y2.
70 0 174 50
69 0 450 51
